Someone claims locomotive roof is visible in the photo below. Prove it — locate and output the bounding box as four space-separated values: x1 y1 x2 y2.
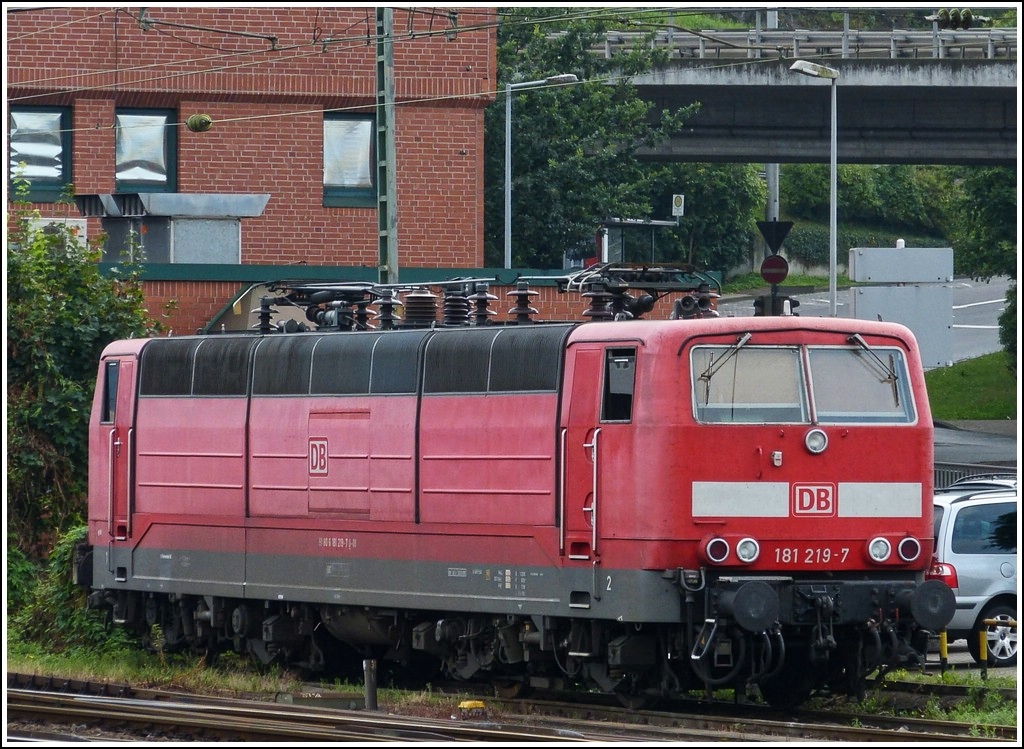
564 314 920 345
105 315 920 358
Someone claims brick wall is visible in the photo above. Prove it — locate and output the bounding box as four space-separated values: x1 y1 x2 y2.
7 7 496 334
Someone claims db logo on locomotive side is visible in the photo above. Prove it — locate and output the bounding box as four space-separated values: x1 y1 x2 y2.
792 484 836 516
309 438 329 475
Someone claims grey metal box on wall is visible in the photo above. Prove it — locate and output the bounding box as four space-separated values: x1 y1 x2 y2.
848 246 953 284
173 219 242 264
852 284 953 369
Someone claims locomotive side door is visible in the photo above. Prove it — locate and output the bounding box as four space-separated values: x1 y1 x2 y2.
561 343 637 562
96 356 138 541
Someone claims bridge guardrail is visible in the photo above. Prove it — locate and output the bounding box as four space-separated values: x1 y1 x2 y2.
592 28 1017 60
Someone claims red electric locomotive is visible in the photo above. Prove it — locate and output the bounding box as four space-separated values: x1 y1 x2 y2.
77 265 955 709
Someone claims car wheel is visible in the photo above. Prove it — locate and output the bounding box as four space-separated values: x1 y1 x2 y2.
967 603 1017 667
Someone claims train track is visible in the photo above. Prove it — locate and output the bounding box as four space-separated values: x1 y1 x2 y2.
6 672 1017 743
481 683 1018 743
6 686 596 743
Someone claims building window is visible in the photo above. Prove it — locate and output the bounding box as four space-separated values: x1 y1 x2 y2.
115 109 177 192
8 106 72 202
324 113 375 208
101 217 171 263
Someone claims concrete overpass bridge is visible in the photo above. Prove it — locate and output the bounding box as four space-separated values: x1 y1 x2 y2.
600 28 1017 166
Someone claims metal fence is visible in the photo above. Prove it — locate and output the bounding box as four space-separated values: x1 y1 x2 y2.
934 462 1019 490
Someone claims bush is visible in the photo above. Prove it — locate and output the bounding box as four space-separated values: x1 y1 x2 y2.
6 182 161 559
782 221 947 269
5 540 39 614
997 285 1016 374
7 525 134 652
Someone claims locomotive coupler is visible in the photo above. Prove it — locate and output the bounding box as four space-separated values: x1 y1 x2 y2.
810 594 837 662
675 568 706 593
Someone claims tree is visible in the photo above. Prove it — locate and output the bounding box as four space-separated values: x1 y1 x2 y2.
780 163 954 235
485 7 699 269
643 162 765 271
944 166 1017 367
946 167 1017 281
6 183 161 558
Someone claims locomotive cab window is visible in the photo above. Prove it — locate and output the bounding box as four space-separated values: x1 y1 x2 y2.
602 348 636 422
101 360 120 423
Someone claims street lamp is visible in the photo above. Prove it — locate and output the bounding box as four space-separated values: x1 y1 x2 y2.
504 73 579 269
790 59 840 317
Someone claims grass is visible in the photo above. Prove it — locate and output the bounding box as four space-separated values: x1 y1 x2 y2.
719 271 826 295
5 639 306 696
839 667 1018 729
925 352 1017 420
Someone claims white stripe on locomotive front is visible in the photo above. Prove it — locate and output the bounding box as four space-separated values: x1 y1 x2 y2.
692 482 923 517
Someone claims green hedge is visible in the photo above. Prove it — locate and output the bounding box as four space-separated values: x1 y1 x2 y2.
782 221 948 268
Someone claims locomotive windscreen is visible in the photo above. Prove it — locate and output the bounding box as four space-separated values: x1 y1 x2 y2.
691 343 915 424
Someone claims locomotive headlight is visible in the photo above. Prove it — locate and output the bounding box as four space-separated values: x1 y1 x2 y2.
735 537 760 563
704 537 730 564
804 428 828 454
898 536 922 563
868 536 892 563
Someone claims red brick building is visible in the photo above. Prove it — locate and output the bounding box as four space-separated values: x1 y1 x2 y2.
7 6 498 333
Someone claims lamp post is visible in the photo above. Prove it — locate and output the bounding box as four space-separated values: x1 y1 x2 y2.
504 73 578 269
790 60 840 317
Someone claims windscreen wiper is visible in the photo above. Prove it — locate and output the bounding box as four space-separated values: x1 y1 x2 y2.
848 333 900 406
697 332 752 405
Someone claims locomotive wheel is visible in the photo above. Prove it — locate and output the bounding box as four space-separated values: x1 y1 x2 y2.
246 638 281 667
158 619 188 654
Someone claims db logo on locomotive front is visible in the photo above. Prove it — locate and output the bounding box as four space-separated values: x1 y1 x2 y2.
792 483 836 516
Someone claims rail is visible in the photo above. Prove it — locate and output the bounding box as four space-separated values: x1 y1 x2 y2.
590 27 1017 60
